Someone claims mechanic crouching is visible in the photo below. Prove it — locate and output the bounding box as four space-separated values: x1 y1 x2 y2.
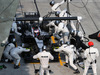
3 39 16 62
10 46 30 69
33 46 54 75
2 28 17 62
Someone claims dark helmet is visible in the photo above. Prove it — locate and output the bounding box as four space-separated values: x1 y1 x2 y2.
42 45 47 50
12 38 16 43
10 28 15 33
70 29 75 35
12 38 16 47
66 41 70 45
55 20 61 26
17 21 21 25
55 11 60 17
35 24 38 29
60 40 64 46
50 0 55 6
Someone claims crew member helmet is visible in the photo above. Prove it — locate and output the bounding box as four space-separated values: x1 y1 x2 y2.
70 29 75 35
42 45 47 50
55 20 61 26
66 41 70 45
55 11 60 17
50 0 55 6
12 38 16 43
10 28 15 33
17 21 21 25
60 40 64 46
88 41 94 47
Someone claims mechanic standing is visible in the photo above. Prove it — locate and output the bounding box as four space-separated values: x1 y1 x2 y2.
10 46 30 69
54 41 80 74
83 41 99 75
33 46 54 75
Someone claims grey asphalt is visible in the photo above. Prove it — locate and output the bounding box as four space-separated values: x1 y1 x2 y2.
0 0 100 75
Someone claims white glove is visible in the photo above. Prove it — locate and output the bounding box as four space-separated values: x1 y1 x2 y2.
47 21 55 26
25 48 30 52
54 49 58 52
27 49 30 51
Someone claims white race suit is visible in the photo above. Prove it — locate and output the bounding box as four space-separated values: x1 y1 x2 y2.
47 21 69 43
3 43 15 60
33 51 54 75
83 47 99 75
51 0 65 12
54 44 78 70
10 46 30 66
